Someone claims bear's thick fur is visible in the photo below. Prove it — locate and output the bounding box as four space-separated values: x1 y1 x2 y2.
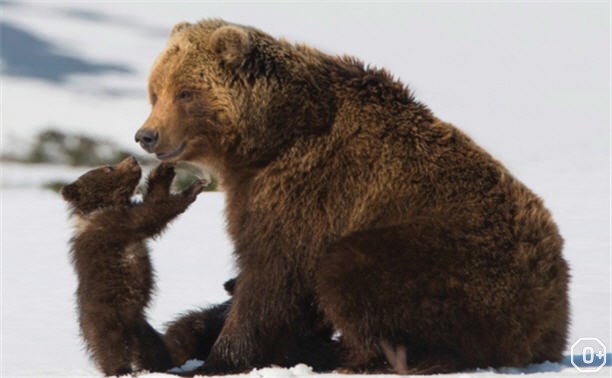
63 158 205 375
136 19 569 374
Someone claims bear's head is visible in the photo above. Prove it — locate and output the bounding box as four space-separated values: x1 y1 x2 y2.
135 19 335 179
61 156 142 214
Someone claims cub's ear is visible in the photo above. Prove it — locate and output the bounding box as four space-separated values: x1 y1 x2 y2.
61 183 80 202
170 21 191 37
210 25 253 67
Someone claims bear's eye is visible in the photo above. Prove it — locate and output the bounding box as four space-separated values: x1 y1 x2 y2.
176 90 193 101
151 93 158 106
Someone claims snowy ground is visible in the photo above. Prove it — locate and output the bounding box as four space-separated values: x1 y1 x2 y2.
1 184 232 378
1 164 611 377
1 1 610 378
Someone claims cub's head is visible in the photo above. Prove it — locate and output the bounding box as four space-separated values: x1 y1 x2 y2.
135 19 334 177
61 156 142 214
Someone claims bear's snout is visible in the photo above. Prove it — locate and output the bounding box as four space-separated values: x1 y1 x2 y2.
135 128 159 152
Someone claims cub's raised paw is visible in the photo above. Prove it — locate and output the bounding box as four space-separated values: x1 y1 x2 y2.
149 162 176 183
182 179 208 200
146 163 176 201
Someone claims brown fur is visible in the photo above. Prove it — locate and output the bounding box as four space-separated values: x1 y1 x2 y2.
163 279 236 366
163 278 339 372
164 302 231 367
62 158 205 375
136 19 569 374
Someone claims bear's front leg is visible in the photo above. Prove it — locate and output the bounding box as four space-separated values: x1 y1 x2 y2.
200 270 306 374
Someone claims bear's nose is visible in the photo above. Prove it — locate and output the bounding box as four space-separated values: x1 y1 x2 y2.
134 129 159 152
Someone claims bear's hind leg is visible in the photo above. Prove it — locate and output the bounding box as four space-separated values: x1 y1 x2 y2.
314 226 467 374
529 292 569 364
163 302 230 366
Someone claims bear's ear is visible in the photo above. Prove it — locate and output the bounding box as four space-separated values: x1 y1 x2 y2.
170 21 191 37
210 25 253 67
61 183 80 202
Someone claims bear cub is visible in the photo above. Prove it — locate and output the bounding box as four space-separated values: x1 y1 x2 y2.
62 157 205 376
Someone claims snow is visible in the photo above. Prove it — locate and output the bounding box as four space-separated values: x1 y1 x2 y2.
1 185 235 377
1 1 610 378
1 162 99 188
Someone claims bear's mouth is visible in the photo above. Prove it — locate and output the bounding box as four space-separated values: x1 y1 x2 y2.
156 142 186 160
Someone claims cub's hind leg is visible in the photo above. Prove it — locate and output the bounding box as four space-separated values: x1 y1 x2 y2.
80 313 133 376
163 302 230 366
133 320 173 372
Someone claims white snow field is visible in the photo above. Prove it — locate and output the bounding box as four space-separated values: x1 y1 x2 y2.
1 2 610 377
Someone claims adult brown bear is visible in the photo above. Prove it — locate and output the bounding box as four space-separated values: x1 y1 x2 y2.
135 19 569 374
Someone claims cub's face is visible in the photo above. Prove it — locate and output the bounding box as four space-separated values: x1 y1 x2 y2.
61 157 142 214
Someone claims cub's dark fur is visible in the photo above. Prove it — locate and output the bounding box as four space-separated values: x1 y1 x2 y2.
62 157 205 376
163 278 339 372
163 279 235 366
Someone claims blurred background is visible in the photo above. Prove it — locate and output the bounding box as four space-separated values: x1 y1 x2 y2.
1 2 609 189
1 1 610 376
